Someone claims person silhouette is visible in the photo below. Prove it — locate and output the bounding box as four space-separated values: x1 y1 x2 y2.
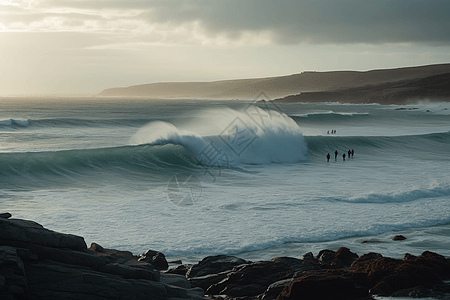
343 153 346 161
348 149 351 158
327 153 331 162
334 150 338 160
351 149 354 158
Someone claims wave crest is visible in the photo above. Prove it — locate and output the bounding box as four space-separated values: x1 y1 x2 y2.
130 106 308 164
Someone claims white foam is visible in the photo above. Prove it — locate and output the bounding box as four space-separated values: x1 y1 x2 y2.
129 107 308 164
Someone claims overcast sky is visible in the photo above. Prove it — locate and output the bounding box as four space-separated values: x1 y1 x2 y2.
1 0 450 95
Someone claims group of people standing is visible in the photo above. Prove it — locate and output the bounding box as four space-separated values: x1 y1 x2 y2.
327 130 337 134
327 149 354 162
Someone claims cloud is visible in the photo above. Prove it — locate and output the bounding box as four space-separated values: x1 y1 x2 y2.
2 0 450 46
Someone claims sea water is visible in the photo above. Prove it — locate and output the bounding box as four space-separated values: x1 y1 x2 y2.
1 97 450 264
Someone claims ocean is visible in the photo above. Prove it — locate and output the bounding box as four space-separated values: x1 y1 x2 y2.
1 97 450 264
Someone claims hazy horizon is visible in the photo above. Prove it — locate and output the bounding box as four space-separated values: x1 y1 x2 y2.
2 0 450 96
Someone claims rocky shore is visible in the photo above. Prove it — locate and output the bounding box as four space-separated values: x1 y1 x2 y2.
2 213 450 300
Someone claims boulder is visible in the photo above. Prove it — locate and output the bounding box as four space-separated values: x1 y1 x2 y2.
186 255 250 278
276 271 357 300
260 278 292 300
0 217 207 300
350 251 450 296
139 249 169 271
392 235 406 241
188 271 229 291
332 247 359 269
0 218 86 250
0 246 28 299
25 260 169 300
317 249 335 266
350 252 383 268
205 257 316 297
166 264 192 276
0 212 12 219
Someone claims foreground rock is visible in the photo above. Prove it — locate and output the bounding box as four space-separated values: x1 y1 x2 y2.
185 247 450 300
0 215 205 300
3 214 450 300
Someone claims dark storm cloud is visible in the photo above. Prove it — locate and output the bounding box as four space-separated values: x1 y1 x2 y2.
137 0 450 45
7 0 450 45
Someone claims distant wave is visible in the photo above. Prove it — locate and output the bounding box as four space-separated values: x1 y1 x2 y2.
0 118 153 128
290 111 370 119
0 119 29 127
326 186 450 204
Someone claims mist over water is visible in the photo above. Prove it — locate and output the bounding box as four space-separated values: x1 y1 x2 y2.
1 98 450 262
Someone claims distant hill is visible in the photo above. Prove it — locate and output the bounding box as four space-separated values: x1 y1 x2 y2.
98 64 450 103
276 72 450 105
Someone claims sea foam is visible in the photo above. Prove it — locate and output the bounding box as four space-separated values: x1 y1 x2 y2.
130 106 308 164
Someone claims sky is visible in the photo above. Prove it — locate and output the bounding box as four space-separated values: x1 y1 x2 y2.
1 0 450 95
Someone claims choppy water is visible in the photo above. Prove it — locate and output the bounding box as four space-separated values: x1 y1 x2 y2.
1 97 450 263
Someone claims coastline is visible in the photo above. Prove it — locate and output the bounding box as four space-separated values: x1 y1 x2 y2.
2 213 450 300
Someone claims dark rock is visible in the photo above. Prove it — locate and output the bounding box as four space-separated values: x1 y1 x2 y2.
0 217 86 250
0 217 208 300
160 273 191 289
403 253 417 261
186 255 250 278
0 212 12 219
332 247 359 269
350 251 450 296
189 271 230 291
317 249 335 266
166 264 192 276
350 252 383 268
206 257 316 297
260 279 292 300
301 252 317 264
25 260 170 300
89 242 105 253
392 235 406 241
168 259 183 265
276 270 356 300
0 246 28 299
139 249 168 271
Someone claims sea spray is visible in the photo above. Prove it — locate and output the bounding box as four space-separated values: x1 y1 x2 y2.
129 107 308 164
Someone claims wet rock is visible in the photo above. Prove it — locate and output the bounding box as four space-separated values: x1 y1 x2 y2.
403 253 417 261
206 257 316 297
0 217 86 250
168 259 183 265
0 217 205 300
350 252 383 268
276 270 356 300
186 255 250 278
332 247 359 269
139 249 169 271
350 251 450 296
0 212 12 219
189 271 230 291
260 278 292 300
0 246 28 299
392 235 406 241
89 242 105 253
301 252 317 264
166 264 192 276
